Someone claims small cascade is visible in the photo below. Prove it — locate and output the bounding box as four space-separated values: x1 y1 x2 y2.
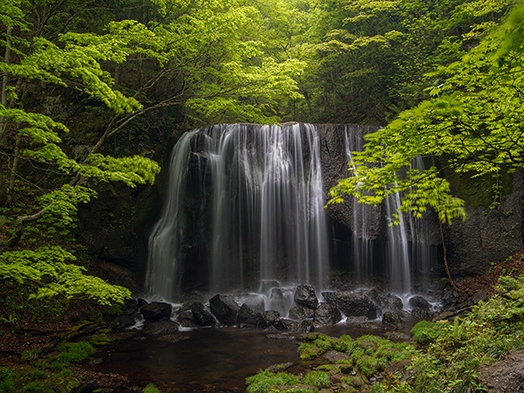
146 123 329 302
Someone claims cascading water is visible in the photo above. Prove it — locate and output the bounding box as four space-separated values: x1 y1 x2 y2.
343 126 439 295
146 123 329 302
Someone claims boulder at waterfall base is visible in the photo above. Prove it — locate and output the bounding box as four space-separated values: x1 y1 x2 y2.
209 294 240 325
140 302 173 322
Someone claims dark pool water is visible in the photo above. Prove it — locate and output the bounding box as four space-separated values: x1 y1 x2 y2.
89 327 302 392
88 321 414 392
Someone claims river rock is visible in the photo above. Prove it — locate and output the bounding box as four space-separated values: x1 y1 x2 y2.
409 295 431 310
190 302 216 326
177 309 199 328
314 303 342 326
383 294 404 312
323 291 378 320
209 294 240 326
257 310 280 329
288 303 315 320
294 284 319 309
142 320 180 335
273 318 313 333
237 303 260 326
382 311 403 329
140 302 173 322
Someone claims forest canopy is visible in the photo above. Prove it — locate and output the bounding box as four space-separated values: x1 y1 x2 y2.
0 0 523 307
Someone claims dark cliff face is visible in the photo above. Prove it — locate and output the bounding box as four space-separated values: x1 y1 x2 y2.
317 124 523 280
443 170 524 277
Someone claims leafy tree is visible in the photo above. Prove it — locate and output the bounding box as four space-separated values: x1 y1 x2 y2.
328 1 524 224
297 0 515 124
0 0 307 308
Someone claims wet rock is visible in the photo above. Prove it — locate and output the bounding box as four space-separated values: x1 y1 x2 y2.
288 303 315 320
257 310 281 329
294 284 319 309
409 295 430 310
411 308 432 320
140 302 173 322
383 294 404 312
177 309 199 328
242 295 266 313
111 314 138 330
266 362 294 372
142 320 179 335
274 318 297 331
323 350 349 362
190 302 216 326
237 303 260 326
209 294 240 326
382 311 403 329
323 291 378 320
314 303 342 326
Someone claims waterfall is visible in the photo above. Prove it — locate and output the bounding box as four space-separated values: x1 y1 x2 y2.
146 123 329 302
343 127 438 295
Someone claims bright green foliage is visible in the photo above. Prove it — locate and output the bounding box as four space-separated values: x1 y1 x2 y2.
328 1 524 222
0 246 131 305
143 383 162 393
302 371 331 388
294 0 514 124
245 370 300 393
376 275 524 392
411 320 449 346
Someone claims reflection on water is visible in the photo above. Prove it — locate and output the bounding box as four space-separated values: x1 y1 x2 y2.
88 328 301 392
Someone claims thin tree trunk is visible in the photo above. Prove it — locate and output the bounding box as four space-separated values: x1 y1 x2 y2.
0 25 13 206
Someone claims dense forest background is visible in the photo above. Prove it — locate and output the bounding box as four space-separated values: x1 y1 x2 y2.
0 0 523 321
